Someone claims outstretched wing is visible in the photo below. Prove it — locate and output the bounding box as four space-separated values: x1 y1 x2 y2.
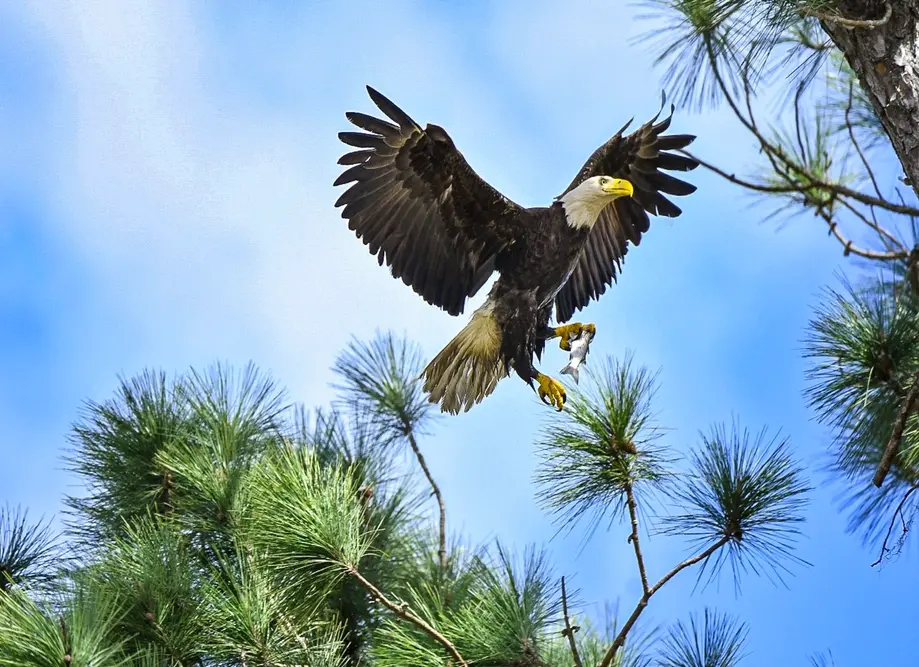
554 96 699 323
334 86 524 316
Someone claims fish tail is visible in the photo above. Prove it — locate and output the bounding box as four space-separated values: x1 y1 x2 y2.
422 301 506 414
560 364 580 384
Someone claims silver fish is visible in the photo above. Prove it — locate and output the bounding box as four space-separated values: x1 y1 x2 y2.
559 328 594 383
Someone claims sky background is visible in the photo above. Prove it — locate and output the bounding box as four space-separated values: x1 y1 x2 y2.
2 1 917 665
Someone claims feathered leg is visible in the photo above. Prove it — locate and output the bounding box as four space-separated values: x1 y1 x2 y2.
500 293 567 411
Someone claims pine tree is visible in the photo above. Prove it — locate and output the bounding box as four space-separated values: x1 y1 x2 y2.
644 0 919 564
0 332 809 666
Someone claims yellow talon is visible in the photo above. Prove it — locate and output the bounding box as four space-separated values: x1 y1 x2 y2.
554 322 597 351
536 373 567 411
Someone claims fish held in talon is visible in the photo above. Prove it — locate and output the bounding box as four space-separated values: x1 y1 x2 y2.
333 86 699 414
560 327 595 384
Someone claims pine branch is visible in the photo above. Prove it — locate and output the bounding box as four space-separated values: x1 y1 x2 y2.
704 44 919 219
597 536 731 667
682 148 907 261
332 333 448 572
624 483 650 596
817 210 907 261
560 576 583 667
845 81 883 201
405 428 447 572
347 565 467 667
873 368 919 487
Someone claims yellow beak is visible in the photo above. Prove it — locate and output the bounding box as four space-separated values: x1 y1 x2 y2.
602 178 634 198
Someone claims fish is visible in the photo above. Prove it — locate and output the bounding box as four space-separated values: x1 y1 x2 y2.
559 328 594 384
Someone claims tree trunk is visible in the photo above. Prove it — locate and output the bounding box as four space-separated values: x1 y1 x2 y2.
820 0 919 199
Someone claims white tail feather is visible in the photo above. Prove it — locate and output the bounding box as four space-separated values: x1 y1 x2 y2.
422 303 506 414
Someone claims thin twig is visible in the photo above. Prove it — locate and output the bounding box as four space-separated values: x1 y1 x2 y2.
845 82 883 201
405 427 447 571
679 151 804 194
800 1 892 29
707 47 919 219
836 199 903 249
597 536 731 667
624 483 650 595
842 81 900 252
348 565 467 667
817 209 907 260
874 368 919 487
871 485 919 566
560 576 583 667
686 148 907 260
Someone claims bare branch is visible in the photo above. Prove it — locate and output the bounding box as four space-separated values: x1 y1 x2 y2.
874 368 919 487
685 149 908 261
845 81 883 201
799 2 892 30
836 199 904 251
405 429 447 571
348 565 467 667
871 486 919 566
818 210 907 261
679 151 804 194
597 536 731 667
706 45 919 219
625 483 650 595
560 576 583 667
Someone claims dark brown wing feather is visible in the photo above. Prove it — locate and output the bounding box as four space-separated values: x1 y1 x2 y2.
554 95 699 323
334 86 524 316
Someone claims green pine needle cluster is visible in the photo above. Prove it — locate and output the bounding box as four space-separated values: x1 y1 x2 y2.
535 353 671 534
662 423 811 591
2 331 813 665
805 278 919 545
0 505 58 592
657 608 748 667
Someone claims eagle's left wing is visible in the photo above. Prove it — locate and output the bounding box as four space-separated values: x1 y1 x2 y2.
554 97 699 323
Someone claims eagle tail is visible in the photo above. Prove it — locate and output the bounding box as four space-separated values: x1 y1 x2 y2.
422 303 506 414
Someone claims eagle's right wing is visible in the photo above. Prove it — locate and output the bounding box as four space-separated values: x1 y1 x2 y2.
335 86 524 316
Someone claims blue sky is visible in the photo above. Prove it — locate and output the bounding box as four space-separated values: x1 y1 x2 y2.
2 1 917 664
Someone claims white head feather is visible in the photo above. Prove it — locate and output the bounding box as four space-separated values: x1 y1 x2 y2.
557 175 634 229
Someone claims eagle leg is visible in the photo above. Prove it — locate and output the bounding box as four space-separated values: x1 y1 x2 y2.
550 322 597 351
535 372 566 411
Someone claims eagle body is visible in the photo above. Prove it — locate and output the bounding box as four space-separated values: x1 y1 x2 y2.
493 203 591 307
334 86 699 413
485 203 592 381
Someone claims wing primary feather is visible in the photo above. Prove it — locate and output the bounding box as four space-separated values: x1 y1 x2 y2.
366 86 421 131
346 111 400 137
655 152 698 171
338 131 389 150
656 134 696 151
338 149 374 165
646 171 698 196
332 164 369 187
335 170 399 208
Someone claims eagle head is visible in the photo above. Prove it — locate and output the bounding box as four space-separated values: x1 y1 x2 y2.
593 175 634 199
558 176 634 229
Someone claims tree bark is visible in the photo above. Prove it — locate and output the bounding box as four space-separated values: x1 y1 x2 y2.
820 0 919 199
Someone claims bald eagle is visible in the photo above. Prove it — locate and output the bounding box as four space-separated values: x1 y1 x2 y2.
334 86 698 414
